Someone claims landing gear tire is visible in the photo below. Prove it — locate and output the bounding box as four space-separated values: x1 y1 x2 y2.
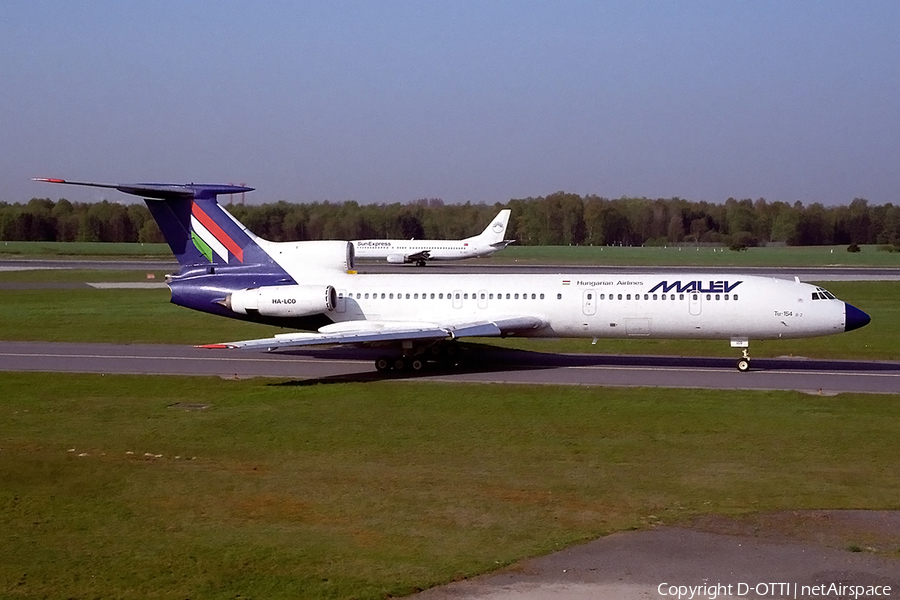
409 358 425 372
392 357 407 371
736 358 751 372
375 356 392 372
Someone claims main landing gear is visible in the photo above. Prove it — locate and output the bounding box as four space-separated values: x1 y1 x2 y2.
373 342 461 373
375 355 426 372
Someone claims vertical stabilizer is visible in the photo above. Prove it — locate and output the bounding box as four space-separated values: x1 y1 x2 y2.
468 209 511 245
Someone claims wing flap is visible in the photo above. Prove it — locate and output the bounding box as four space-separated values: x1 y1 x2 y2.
198 315 545 351
405 250 430 262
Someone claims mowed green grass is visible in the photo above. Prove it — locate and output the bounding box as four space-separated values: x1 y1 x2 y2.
0 279 895 360
3 240 900 266
0 241 171 257
2 373 899 599
486 244 900 267
0 286 285 345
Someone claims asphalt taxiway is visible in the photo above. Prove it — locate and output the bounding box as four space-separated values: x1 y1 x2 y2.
1 340 898 394
3 257 900 281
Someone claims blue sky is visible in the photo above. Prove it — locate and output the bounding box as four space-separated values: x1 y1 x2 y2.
2 1 898 205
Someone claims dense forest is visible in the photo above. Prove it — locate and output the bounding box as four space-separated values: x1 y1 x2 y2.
3 192 900 249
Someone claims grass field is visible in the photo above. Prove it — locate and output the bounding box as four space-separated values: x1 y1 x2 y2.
3 240 900 267
2 374 899 599
1 256 898 598
0 241 171 257
487 244 900 267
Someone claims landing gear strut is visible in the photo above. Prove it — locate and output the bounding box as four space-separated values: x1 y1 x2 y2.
731 338 751 372
373 342 461 373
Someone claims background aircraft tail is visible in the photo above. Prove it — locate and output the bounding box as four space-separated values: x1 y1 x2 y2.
468 209 511 245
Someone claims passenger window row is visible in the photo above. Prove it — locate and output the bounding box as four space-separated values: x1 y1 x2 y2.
588 293 740 301
344 291 552 301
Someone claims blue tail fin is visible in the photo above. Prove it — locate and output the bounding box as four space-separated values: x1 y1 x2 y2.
143 191 263 267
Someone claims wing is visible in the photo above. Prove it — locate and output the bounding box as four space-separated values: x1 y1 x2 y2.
198 316 544 351
405 250 430 262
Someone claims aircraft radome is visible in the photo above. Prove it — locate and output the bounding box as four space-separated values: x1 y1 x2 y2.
352 208 512 266
34 179 871 373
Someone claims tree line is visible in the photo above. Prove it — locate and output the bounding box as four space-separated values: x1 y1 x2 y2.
3 193 900 249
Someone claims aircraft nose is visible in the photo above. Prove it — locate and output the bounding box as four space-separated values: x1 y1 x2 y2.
844 303 871 332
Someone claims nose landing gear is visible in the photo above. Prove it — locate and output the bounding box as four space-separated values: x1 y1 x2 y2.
736 348 751 372
731 337 751 372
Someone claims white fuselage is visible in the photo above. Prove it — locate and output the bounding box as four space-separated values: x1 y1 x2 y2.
304 270 846 341
351 239 500 262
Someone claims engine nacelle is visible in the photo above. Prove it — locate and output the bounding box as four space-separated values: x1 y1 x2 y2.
386 254 408 264
226 285 336 317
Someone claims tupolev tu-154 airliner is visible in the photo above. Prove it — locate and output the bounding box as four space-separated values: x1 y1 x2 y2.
352 209 512 266
35 179 871 372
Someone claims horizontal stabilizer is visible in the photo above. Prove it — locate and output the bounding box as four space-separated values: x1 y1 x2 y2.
33 178 253 200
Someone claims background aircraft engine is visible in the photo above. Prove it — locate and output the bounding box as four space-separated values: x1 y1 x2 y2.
226 285 337 317
386 254 408 264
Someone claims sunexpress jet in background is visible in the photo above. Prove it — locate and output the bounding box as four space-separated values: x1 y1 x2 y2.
352 209 513 266
35 178 871 373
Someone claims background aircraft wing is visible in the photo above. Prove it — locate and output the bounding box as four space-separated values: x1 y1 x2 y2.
404 250 430 262
198 316 544 351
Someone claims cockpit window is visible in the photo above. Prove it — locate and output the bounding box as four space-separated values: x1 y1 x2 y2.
813 287 837 300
